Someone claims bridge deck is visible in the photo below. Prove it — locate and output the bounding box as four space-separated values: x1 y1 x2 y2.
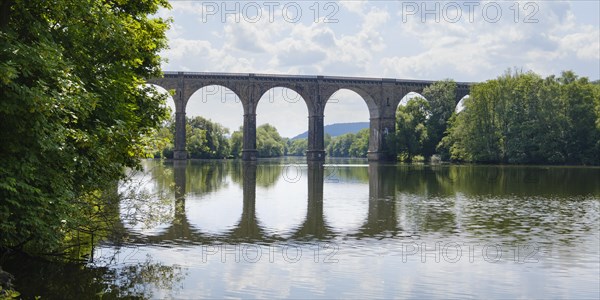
161 71 474 87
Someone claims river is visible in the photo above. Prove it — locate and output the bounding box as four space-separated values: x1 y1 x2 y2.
6 158 600 299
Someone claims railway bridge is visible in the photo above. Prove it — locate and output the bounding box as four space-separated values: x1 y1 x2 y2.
148 72 471 161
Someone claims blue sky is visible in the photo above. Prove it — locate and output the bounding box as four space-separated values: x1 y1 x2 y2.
156 0 600 137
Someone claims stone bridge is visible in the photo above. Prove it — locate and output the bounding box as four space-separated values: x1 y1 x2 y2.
148 72 472 161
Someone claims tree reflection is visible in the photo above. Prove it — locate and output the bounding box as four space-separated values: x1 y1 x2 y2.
230 161 284 189
3 253 186 299
328 163 369 183
150 160 232 197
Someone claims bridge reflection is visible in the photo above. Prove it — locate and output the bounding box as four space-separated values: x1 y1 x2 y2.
123 160 600 245
127 161 406 244
357 163 400 237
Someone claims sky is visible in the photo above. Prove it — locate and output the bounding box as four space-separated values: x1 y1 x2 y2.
155 0 600 138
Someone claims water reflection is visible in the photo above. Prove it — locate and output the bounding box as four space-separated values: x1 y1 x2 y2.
227 162 264 242
4 252 186 299
357 163 400 237
5 160 599 299
292 163 334 240
124 161 599 247
113 160 599 299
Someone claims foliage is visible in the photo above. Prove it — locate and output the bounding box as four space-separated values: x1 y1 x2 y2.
394 80 457 161
229 124 287 158
229 127 244 158
421 80 457 159
287 138 308 156
0 0 170 255
148 117 174 158
326 128 369 158
595 83 600 155
443 70 600 164
186 116 230 159
152 116 231 159
395 97 430 162
256 124 286 157
0 287 20 300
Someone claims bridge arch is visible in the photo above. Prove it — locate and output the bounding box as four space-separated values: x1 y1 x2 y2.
322 86 380 119
183 82 246 111
254 83 313 113
255 87 309 157
185 85 244 129
398 91 428 107
323 89 372 158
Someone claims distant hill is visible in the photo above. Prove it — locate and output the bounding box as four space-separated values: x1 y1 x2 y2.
291 122 369 140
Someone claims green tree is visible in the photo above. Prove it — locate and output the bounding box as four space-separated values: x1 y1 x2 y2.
395 97 430 162
152 116 231 159
150 116 175 159
442 70 599 165
0 0 170 255
557 71 598 164
287 139 308 156
256 124 286 157
348 128 369 157
595 82 600 157
422 80 457 158
325 129 369 158
228 125 287 158
186 116 230 159
324 133 332 149
229 127 244 158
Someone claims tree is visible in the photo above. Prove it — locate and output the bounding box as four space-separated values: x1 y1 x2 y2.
186 116 230 159
0 0 170 255
287 139 308 156
256 124 286 157
442 70 599 165
422 80 457 158
595 82 600 158
229 127 243 158
395 97 430 162
325 129 369 158
228 125 289 158
149 116 175 159
348 128 369 157
151 116 231 159
557 71 598 164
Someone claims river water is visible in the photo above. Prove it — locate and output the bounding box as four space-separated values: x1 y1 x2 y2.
7 158 600 299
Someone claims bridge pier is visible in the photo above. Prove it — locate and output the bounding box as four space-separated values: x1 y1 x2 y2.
242 113 258 161
307 114 326 161
368 116 396 161
174 111 188 160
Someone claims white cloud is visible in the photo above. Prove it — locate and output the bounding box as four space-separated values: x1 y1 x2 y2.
379 0 599 80
556 27 600 61
339 0 368 14
155 0 599 135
